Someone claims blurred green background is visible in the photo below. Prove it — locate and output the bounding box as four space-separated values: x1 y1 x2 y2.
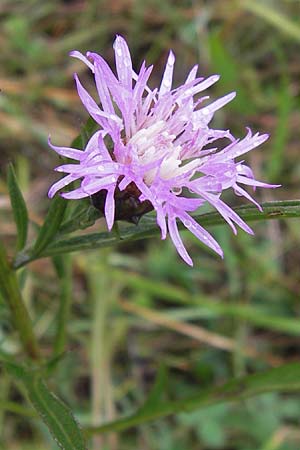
1 0 300 449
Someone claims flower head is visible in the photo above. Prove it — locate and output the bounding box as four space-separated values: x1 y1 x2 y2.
48 35 279 266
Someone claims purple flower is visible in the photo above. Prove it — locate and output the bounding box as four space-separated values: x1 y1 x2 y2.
48 35 279 266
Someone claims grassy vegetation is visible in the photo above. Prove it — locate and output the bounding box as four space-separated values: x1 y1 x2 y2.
1 0 300 449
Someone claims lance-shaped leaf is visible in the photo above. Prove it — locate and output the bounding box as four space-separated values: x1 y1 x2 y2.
5 362 87 450
7 164 29 251
32 195 67 257
34 200 300 258
13 200 300 269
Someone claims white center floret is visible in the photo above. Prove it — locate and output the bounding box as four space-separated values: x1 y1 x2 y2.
128 120 187 185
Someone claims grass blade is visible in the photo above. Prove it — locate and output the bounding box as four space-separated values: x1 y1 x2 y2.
241 0 300 42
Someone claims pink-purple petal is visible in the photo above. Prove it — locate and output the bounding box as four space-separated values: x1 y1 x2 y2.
168 214 193 266
61 188 89 199
104 188 116 231
70 51 94 72
48 174 81 198
113 35 133 89
180 212 223 257
159 51 175 97
48 35 279 266
48 137 83 160
237 175 280 189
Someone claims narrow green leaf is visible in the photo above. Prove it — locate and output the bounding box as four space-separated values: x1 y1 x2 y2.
35 200 300 258
7 163 29 251
86 362 300 435
13 200 300 268
5 362 87 450
32 195 67 257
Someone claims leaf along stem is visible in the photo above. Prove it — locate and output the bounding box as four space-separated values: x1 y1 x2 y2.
5 362 87 450
13 199 300 269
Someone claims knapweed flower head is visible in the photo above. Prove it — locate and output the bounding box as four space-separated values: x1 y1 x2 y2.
48 35 278 266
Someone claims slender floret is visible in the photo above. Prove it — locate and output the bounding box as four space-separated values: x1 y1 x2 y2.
48 35 279 266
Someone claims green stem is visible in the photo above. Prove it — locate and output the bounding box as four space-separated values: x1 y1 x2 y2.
0 240 40 360
12 200 300 268
88 251 114 449
53 255 73 356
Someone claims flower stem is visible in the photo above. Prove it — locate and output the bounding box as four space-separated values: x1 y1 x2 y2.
88 251 118 450
0 240 40 360
53 255 73 356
